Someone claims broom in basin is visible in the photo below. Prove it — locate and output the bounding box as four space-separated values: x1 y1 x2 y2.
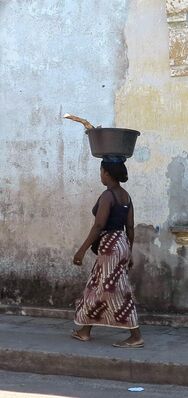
63 113 96 132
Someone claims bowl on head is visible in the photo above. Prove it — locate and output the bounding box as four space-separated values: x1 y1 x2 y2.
86 128 141 158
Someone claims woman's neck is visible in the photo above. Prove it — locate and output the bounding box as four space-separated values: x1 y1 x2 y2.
107 181 120 190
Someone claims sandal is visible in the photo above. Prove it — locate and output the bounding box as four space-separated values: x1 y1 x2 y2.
71 330 91 342
113 340 144 348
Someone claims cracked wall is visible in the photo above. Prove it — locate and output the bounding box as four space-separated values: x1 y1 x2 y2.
0 0 188 311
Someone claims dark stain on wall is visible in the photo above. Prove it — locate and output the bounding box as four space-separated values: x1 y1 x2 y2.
166 154 188 226
131 223 188 313
0 244 87 308
0 270 85 308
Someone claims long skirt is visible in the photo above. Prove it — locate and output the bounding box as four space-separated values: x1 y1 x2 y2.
75 231 139 329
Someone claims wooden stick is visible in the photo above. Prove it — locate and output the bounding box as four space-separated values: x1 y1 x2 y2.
63 113 94 131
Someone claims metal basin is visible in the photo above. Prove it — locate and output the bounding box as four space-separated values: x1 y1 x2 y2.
86 128 140 158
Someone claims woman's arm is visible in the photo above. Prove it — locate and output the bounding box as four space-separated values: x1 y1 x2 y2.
126 200 134 251
73 191 113 265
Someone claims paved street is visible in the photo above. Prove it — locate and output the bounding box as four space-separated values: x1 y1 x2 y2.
0 314 188 386
0 371 188 398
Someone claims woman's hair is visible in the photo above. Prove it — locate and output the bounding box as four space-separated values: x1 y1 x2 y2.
101 161 128 183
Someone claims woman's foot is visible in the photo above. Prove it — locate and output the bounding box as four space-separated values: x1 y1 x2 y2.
113 327 144 348
72 326 92 342
113 336 144 348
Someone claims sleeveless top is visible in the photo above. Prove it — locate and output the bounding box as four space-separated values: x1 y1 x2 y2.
92 189 131 232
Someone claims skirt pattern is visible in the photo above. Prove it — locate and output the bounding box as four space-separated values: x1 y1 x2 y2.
75 231 138 329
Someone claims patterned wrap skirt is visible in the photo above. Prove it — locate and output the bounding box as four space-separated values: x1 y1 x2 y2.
75 230 139 329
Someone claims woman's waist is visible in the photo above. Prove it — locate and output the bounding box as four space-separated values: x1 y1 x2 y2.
99 230 130 255
101 227 124 234
99 229 128 241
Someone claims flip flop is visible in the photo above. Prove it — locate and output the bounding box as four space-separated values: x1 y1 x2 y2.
71 330 91 342
113 340 144 348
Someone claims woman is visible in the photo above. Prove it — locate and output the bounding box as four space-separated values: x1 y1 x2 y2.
72 157 144 348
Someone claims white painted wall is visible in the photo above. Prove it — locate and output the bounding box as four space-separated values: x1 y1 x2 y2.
0 0 187 310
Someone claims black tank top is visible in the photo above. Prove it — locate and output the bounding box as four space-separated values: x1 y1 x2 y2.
92 189 131 231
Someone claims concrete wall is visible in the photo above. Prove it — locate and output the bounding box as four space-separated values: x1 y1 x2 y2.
0 0 188 311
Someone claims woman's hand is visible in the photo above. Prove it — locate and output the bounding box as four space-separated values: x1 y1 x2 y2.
72 193 112 266
73 248 86 266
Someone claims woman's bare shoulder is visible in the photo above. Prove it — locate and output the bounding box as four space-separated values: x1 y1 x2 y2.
121 187 129 195
100 190 114 203
120 187 132 204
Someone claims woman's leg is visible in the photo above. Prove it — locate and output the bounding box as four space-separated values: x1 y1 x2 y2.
76 325 92 338
128 327 143 343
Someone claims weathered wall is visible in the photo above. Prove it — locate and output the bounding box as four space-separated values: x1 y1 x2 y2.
0 0 188 311
116 0 188 312
0 0 129 307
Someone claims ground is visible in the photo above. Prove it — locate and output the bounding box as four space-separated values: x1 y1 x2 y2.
0 371 188 398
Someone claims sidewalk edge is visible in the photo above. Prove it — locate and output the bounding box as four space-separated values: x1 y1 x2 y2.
0 349 187 386
0 305 188 327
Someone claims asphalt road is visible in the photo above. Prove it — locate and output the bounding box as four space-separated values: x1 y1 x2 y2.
0 371 188 398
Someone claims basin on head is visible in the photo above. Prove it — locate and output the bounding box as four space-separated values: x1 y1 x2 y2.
86 128 141 158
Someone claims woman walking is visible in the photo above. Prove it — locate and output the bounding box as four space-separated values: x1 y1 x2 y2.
72 157 144 348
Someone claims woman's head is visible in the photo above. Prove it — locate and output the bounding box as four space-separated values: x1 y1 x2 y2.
100 160 128 185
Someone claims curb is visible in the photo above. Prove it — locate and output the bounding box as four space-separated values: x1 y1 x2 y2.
0 305 74 320
139 313 188 328
0 348 187 386
0 305 188 327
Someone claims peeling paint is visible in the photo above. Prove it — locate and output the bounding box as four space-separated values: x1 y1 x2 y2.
154 238 161 248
